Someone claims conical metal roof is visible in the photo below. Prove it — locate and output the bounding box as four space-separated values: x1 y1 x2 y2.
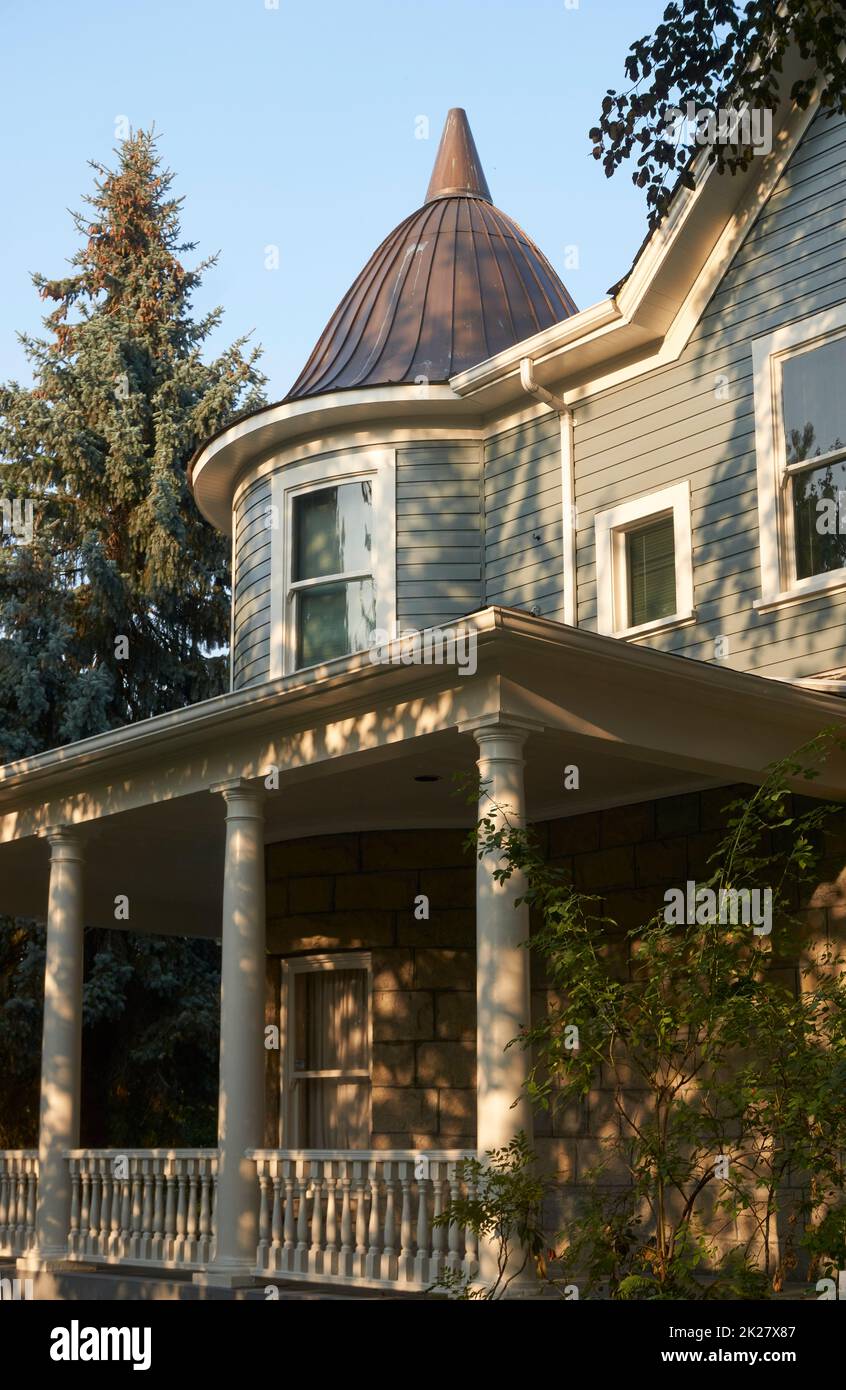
287 109 577 400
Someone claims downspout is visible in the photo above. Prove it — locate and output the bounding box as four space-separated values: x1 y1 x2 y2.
519 358 577 627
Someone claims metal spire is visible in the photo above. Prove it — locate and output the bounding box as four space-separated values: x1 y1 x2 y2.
425 108 492 204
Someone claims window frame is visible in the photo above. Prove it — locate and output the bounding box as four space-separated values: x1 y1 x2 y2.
594 481 695 639
280 951 373 1150
269 449 396 678
753 305 846 610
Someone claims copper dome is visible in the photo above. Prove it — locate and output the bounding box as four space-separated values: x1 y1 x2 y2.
287 109 577 400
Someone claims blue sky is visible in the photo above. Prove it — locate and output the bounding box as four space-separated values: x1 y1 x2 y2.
0 0 666 399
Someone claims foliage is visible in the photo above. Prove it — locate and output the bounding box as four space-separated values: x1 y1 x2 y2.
591 1 846 229
0 127 265 759
430 1135 549 1300
453 731 846 1298
0 922 220 1148
0 129 258 1146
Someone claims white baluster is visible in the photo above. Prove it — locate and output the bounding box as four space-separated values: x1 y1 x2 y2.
141 1160 154 1261
257 1163 271 1268
324 1163 338 1275
354 1163 368 1279
365 1161 381 1281
270 1163 283 1271
295 1162 309 1274
431 1162 446 1280
282 1162 296 1273
381 1162 398 1282
446 1161 461 1272
414 1167 431 1285
339 1163 353 1277
309 1162 324 1275
398 1161 414 1282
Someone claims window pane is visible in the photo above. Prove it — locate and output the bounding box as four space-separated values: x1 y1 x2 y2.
299 1081 370 1149
792 459 846 579
296 578 375 666
293 481 372 581
296 969 368 1072
626 515 676 627
782 337 846 465
293 968 371 1148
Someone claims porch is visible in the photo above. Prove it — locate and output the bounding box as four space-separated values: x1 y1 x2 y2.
3 609 846 1295
1 1148 476 1292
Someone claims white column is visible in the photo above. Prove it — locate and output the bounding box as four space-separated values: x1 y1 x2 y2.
21 828 85 1269
202 779 265 1285
466 720 537 1289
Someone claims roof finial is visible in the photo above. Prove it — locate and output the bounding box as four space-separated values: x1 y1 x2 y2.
425 108 492 204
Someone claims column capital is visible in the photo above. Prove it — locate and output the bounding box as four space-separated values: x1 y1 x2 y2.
210 778 265 816
43 826 85 863
457 714 545 751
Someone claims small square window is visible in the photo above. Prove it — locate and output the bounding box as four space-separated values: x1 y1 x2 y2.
594 482 694 638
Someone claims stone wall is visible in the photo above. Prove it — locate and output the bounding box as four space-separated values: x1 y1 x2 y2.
264 786 841 1175
264 827 477 1149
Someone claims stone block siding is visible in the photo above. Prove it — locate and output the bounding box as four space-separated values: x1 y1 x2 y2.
265 828 476 1150
265 787 841 1178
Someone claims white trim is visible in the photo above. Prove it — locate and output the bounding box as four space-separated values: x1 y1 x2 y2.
752 301 846 607
280 952 372 1149
594 482 694 638
268 449 396 679
560 411 577 626
451 84 820 416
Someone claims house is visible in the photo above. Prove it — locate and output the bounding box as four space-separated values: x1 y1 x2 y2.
2 65 846 1296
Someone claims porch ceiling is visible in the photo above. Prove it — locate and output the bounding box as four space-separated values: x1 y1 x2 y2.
1 606 845 935
0 723 706 937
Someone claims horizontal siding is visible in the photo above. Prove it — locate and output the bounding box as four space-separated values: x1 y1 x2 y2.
484 414 563 619
573 107 846 679
232 475 273 690
396 444 482 629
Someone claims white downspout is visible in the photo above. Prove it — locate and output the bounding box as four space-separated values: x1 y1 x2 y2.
519 358 577 627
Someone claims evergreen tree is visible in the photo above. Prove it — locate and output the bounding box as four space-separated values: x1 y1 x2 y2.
0 127 266 759
0 130 265 1146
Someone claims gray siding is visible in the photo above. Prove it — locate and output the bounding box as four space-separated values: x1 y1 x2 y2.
573 107 846 679
232 475 272 690
396 443 483 628
484 414 564 620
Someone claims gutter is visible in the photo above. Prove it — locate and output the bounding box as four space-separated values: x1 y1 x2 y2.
518 358 577 627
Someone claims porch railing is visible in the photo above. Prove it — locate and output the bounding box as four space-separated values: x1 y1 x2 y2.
1 1147 480 1291
249 1150 479 1291
0 1151 38 1257
64 1150 218 1269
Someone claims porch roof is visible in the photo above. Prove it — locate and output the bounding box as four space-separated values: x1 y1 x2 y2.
1 607 845 936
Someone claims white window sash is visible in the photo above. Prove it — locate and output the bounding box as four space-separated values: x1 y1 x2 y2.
280 952 372 1149
752 305 846 607
268 450 396 678
594 481 694 638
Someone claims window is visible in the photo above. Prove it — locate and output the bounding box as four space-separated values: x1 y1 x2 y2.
753 306 846 608
291 481 376 667
266 448 396 677
626 515 677 627
282 954 372 1148
594 482 694 638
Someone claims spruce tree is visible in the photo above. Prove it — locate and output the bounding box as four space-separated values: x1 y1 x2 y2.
0 128 266 760
0 130 265 1147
